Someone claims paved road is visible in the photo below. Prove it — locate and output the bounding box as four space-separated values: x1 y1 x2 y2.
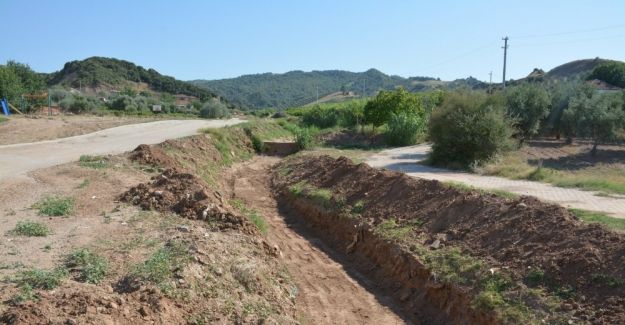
366 144 625 218
0 118 245 181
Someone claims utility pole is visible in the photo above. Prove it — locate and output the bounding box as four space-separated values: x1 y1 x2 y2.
489 71 493 93
502 36 509 89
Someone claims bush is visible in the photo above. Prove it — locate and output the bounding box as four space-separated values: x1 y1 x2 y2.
200 99 230 119
364 88 425 128
12 221 50 237
301 105 339 128
109 95 137 111
429 91 515 168
294 127 316 150
385 111 425 146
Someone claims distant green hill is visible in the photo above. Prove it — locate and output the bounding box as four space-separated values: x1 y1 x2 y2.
48 57 217 100
546 58 614 80
190 69 484 110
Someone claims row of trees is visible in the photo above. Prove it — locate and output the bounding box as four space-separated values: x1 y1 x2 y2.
0 61 46 101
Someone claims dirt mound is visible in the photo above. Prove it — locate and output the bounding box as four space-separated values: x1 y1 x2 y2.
277 155 625 323
129 144 181 169
1 284 185 325
120 168 258 234
320 130 385 148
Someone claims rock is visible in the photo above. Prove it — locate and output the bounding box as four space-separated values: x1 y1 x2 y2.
214 267 224 276
561 303 574 311
430 239 441 249
139 306 149 317
177 225 191 232
107 302 118 310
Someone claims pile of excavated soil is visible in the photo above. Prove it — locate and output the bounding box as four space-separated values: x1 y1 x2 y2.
120 168 258 235
130 144 181 169
1 284 185 324
277 155 625 323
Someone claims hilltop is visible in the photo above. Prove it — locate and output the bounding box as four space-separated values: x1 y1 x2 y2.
47 57 217 100
191 69 488 110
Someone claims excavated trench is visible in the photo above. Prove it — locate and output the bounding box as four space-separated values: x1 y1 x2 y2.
273 182 497 324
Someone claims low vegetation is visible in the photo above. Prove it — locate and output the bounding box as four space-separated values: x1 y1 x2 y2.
230 199 268 235
64 248 109 284
78 155 108 169
130 241 191 290
33 195 74 216
11 221 51 237
569 208 625 231
14 267 68 290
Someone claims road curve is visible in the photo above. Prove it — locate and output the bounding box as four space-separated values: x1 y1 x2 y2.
366 144 625 218
0 118 245 181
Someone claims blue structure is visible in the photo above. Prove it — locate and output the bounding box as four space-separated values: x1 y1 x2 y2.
1 99 10 116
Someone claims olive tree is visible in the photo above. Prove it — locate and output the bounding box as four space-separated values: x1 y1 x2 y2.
562 91 625 156
505 83 551 144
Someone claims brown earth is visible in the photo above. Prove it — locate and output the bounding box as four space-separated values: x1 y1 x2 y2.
0 115 160 145
223 157 408 324
275 155 625 324
0 133 297 324
522 139 625 171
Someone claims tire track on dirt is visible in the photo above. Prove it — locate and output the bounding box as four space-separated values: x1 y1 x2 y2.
225 156 408 324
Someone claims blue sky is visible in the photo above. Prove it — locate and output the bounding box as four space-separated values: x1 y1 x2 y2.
2 1 624 81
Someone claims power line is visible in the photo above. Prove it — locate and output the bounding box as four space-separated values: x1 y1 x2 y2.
415 40 499 74
513 23 625 39
514 33 625 47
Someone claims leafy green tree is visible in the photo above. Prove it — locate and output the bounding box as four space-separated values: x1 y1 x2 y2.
588 61 625 88
429 91 515 168
562 92 625 156
364 88 424 128
0 65 23 100
505 83 551 143
6 61 45 93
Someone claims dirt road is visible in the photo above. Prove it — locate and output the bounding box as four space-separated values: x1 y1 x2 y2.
0 118 244 181
225 157 408 324
366 144 625 218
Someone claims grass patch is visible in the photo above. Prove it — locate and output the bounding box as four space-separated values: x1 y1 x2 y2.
11 221 50 237
288 181 308 197
230 199 268 235
373 218 421 241
65 248 109 284
78 155 108 169
351 200 365 214
480 151 625 195
131 241 191 288
308 188 333 208
33 195 74 216
569 208 625 231
15 267 68 290
590 273 624 288
443 181 519 200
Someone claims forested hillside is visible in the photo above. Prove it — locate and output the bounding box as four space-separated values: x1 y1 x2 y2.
48 57 217 100
190 69 459 109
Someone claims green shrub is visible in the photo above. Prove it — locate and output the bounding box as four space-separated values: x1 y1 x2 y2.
16 267 68 290
200 99 230 119
65 249 109 284
429 91 515 168
364 88 425 128
34 196 74 216
302 105 339 128
505 83 551 142
294 127 316 150
385 111 425 146
308 188 333 208
12 221 50 237
351 200 365 214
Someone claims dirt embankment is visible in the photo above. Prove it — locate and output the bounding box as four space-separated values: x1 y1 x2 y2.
1 132 297 324
273 155 625 324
